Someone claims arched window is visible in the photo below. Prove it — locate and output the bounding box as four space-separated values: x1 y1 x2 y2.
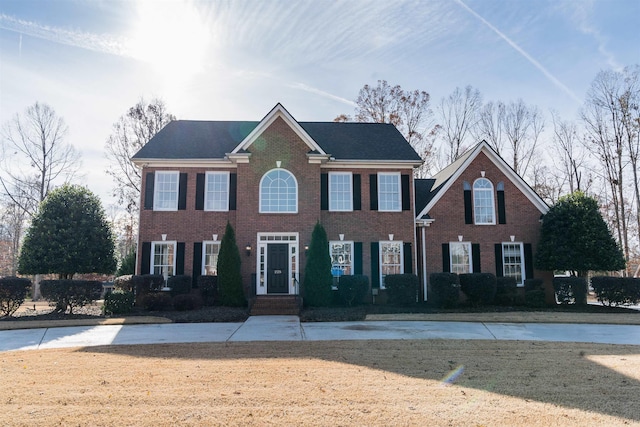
473 178 495 224
260 169 298 213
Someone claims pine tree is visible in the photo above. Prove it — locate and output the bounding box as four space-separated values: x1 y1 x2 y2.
303 222 333 306
217 222 246 306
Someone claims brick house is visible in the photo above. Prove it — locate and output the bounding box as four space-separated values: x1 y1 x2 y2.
132 104 422 309
414 141 554 303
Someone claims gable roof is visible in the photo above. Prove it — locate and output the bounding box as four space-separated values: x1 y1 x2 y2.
132 103 422 164
415 141 549 219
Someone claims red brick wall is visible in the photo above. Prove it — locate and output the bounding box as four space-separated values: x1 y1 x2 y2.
421 151 553 298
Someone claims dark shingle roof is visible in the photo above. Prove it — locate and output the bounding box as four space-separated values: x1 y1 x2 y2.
132 120 422 162
414 179 437 218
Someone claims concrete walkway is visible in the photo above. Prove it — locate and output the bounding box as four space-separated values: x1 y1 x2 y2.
2 316 640 352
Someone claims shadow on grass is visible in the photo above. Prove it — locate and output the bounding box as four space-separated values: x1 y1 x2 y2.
80 339 640 423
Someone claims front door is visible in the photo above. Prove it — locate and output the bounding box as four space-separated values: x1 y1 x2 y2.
267 243 289 294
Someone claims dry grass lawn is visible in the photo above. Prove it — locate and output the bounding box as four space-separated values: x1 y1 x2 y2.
1 340 639 426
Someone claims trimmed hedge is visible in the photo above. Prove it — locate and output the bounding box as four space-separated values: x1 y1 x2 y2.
429 273 460 308
385 274 419 306
524 279 546 308
140 292 173 311
591 276 640 307
168 275 192 297
113 275 135 292
198 275 218 306
495 276 520 306
459 273 497 306
103 290 134 315
336 275 369 307
0 276 32 317
40 280 102 314
553 276 587 305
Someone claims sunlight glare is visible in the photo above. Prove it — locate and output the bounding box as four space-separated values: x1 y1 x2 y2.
129 0 210 82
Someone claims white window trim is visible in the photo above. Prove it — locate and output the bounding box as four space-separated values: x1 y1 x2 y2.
259 168 299 214
329 240 354 275
329 172 353 212
378 172 401 212
450 241 472 274
202 240 221 276
502 242 525 287
204 171 230 212
153 171 179 211
151 241 177 278
473 178 496 225
379 240 404 289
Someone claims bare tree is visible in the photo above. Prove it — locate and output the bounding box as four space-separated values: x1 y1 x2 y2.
437 85 482 163
476 101 506 155
0 201 27 276
501 99 545 177
0 102 81 217
105 98 175 216
551 112 590 194
582 68 634 271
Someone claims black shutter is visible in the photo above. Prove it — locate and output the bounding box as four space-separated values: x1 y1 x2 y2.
401 175 411 211
354 242 363 274
464 182 473 224
495 244 504 277
141 242 151 274
403 242 412 274
497 185 506 224
442 243 450 272
176 242 185 275
195 173 205 210
353 174 361 211
524 243 534 280
192 242 202 287
371 242 380 288
144 173 154 210
178 173 188 210
369 174 378 210
472 243 481 273
229 173 237 210
320 173 328 210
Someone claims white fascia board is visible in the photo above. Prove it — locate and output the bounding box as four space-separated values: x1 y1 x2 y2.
231 103 326 155
321 160 421 170
131 158 235 168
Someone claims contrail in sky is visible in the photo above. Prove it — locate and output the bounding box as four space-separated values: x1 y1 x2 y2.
454 0 582 104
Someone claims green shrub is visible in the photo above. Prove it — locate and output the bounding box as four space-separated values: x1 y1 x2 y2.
173 293 203 311
523 278 546 307
40 280 102 314
0 277 32 317
591 276 640 307
495 276 520 306
337 275 369 306
459 273 497 306
553 276 587 305
429 273 460 308
168 275 192 297
133 274 164 305
116 250 136 276
102 290 134 315
303 222 333 307
385 274 419 306
140 292 173 311
198 275 218 306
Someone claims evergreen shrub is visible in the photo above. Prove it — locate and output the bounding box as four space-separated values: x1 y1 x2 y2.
337 275 369 306
173 293 203 311
385 274 419 306
102 290 134 315
168 275 192 296
198 275 218 306
591 276 640 307
140 292 173 311
459 273 497 306
553 276 587 305
0 277 31 317
40 280 102 314
429 273 460 308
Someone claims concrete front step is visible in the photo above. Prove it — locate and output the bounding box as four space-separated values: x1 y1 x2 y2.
250 296 302 316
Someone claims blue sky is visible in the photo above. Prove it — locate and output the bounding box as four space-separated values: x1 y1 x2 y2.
0 0 638 207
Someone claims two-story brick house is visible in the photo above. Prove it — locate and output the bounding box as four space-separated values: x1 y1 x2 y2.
132 104 422 307
414 141 554 303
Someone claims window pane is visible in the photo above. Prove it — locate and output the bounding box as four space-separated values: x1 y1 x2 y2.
329 173 352 211
450 242 471 274
205 173 229 211
260 169 297 212
378 174 400 211
502 243 523 285
380 241 402 287
473 178 495 224
203 242 220 275
154 172 179 210
330 242 353 276
152 242 175 278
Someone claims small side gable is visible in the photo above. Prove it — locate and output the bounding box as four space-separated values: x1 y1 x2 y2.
415 141 549 220
231 103 327 155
